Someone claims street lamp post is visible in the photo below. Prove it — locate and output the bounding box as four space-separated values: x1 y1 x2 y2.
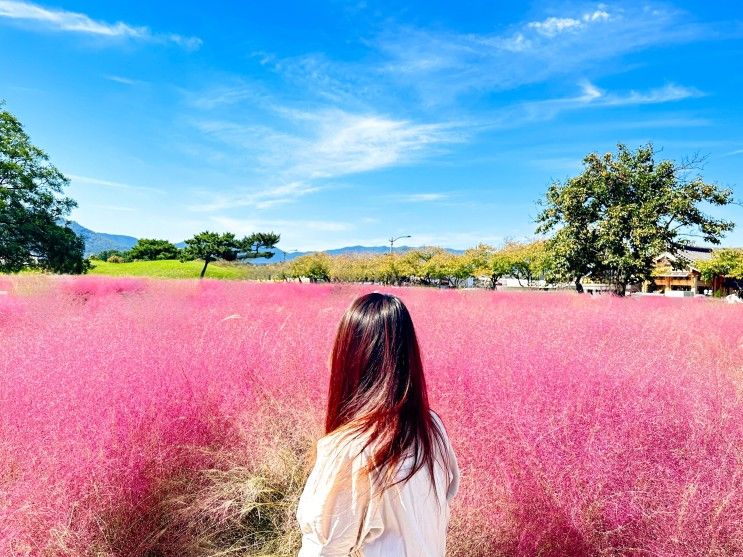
278 248 298 263
389 234 411 255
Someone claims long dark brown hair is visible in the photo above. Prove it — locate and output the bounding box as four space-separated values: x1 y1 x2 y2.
325 292 450 495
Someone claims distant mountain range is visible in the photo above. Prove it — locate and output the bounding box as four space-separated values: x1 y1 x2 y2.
268 244 466 265
68 221 139 256
68 221 464 262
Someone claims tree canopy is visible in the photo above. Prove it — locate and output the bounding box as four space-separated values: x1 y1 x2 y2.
698 248 743 282
181 230 280 278
289 252 331 282
535 143 734 295
463 241 550 289
128 238 181 261
240 232 282 259
0 103 87 273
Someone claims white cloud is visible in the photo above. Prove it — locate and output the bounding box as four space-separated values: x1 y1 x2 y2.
555 81 703 109
579 80 603 101
187 82 267 109
375 4 704 103
585 10 610 22
188 109 462 213
496 32 532 52
196 109 463 181
104 75 145 86
67 174 166 195
189 181 320 212
526 9 610 37
0 0 201 49
565 81 703 107
487 81 704 127
527 16 583 37
397 193 449 202
298 111 462 178
600 83 704 106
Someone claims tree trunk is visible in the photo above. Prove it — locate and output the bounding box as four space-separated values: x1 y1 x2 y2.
575 278 584 293
199 256 211 279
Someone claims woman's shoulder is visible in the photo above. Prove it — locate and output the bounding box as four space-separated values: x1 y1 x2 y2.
429 408 442 424
428 409 460 500
316 426 375 463
429 408 449 437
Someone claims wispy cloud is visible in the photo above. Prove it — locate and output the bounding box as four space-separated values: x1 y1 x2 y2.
185 80 271 110
0 0 201 49
187 108 462 212
607 117 712 129
527 9 610 37
67 174 166 195
474 81 705 130
188 181 320 212
294 111 462 178
104 75 146 86
396 193 449 202
196 109 464 180
594 83 704 106
375 4 706 103
548 80 703 110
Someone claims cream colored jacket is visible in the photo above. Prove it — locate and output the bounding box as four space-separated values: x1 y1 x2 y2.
296 410 460 557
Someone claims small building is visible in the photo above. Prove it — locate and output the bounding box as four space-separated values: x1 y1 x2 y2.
648 246 714 295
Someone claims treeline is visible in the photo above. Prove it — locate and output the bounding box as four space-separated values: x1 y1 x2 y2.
93 231 280 278
280 241 551 288
93 239 181 263
272 241 743 293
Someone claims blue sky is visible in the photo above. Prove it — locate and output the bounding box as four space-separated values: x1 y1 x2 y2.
1 1 742 250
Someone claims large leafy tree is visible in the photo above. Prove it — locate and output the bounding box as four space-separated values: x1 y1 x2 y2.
422 249 474 287
128 238 181 261
289 252 331 283
535 143 735 295
0 103 87 273
465 243 512 289
697 248 743 292
239 232 281 261
181 230 280 278
464 241 552 289
500 240 552 287
400 247 446 286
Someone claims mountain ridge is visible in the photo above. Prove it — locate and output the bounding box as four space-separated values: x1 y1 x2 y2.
68 221 138 256
68 222 465 262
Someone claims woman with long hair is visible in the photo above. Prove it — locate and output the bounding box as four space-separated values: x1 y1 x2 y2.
296 292 460 556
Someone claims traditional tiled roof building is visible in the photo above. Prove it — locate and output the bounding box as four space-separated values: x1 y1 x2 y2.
649 246 715 294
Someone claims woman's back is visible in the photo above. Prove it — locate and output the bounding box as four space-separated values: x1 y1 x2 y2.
296 409 460 557
297 292 458 556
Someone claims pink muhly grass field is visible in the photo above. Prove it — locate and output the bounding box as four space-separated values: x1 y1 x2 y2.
0 276 741 556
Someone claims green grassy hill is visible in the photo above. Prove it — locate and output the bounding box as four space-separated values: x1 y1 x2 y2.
89 259 257 280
